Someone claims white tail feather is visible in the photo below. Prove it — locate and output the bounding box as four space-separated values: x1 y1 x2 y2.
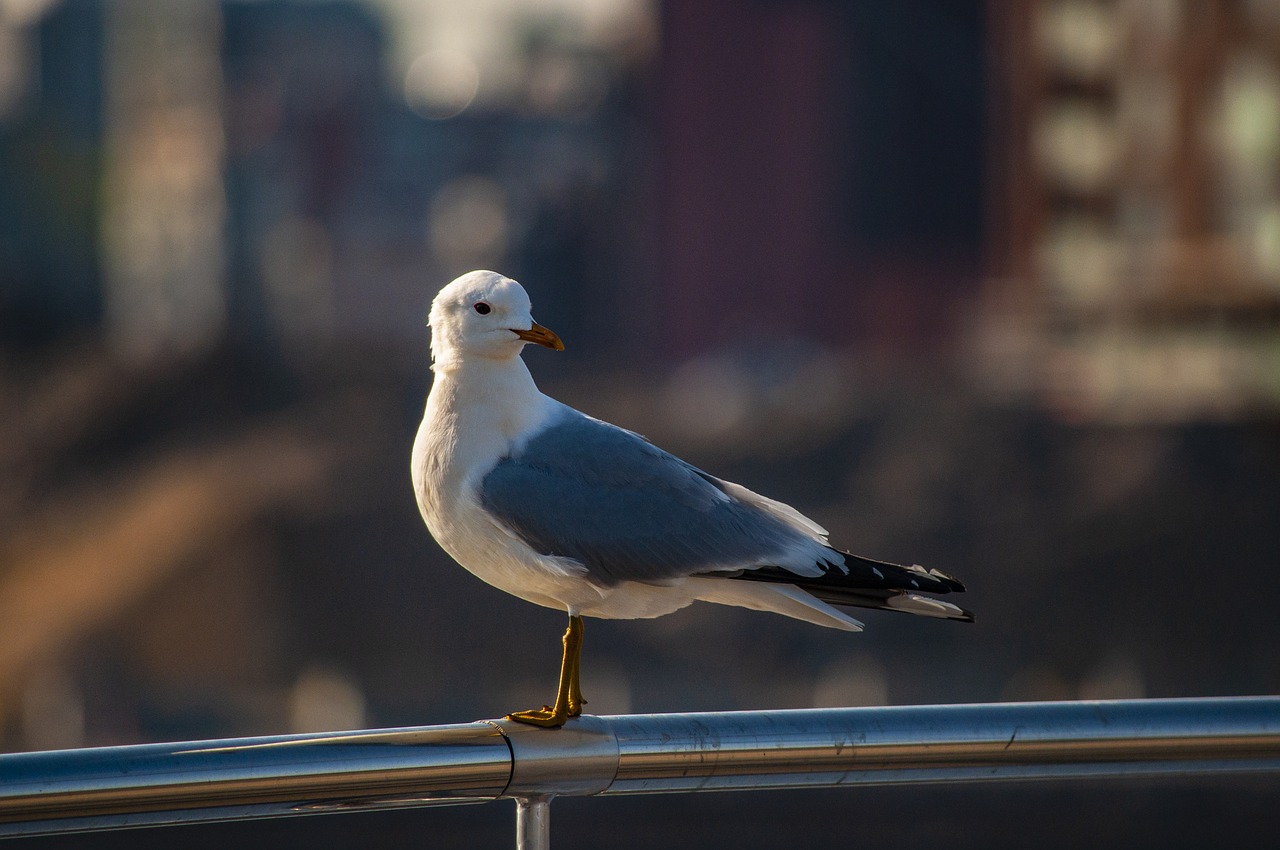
686 577 864 631
885 593 968 619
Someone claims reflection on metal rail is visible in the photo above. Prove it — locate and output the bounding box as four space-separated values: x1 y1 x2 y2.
1 697 1278 846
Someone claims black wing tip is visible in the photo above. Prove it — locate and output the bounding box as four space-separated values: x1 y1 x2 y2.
791 583 977 624
931 569 967 594
838 552 968 595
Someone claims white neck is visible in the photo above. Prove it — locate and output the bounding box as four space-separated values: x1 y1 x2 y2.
428 352 546 429
415 351 559 505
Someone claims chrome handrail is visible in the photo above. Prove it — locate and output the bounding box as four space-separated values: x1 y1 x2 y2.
2 697 1278 845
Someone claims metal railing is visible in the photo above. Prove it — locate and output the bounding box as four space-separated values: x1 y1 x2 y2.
2 697 1278 847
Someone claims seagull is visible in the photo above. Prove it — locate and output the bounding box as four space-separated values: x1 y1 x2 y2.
412 270 972 727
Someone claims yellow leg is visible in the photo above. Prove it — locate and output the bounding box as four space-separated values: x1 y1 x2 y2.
507 615 586 728
567 620 585 717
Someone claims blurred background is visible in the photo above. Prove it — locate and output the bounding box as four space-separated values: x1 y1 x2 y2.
2 0 1279 847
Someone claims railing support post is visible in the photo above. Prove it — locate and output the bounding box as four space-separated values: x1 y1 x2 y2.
515 796 551 850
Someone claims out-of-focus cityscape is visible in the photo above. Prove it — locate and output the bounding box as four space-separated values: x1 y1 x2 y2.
2 0 1279 847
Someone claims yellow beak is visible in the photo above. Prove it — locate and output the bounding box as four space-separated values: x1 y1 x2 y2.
512 322 565 351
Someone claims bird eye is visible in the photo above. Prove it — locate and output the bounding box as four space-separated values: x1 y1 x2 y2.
473 302 491 315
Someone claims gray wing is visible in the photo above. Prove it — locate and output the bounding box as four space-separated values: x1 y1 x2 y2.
479 412 804 585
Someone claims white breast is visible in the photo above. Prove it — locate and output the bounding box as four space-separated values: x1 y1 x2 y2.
411 360 605 613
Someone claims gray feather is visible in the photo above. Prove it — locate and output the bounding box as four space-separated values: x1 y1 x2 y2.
480 412 803 585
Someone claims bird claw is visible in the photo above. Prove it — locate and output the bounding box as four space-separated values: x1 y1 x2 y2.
507 706 569 728
503 615 587 729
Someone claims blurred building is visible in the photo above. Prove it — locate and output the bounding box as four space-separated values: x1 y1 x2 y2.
0 0 105 346
658 1 987 358
101 0 226 359
0 0 656 358
983 0 1280 422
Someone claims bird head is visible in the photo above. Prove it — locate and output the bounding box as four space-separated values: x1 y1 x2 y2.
428 270 564 367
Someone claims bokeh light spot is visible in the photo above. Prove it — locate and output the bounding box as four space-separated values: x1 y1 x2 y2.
404 49 480 120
